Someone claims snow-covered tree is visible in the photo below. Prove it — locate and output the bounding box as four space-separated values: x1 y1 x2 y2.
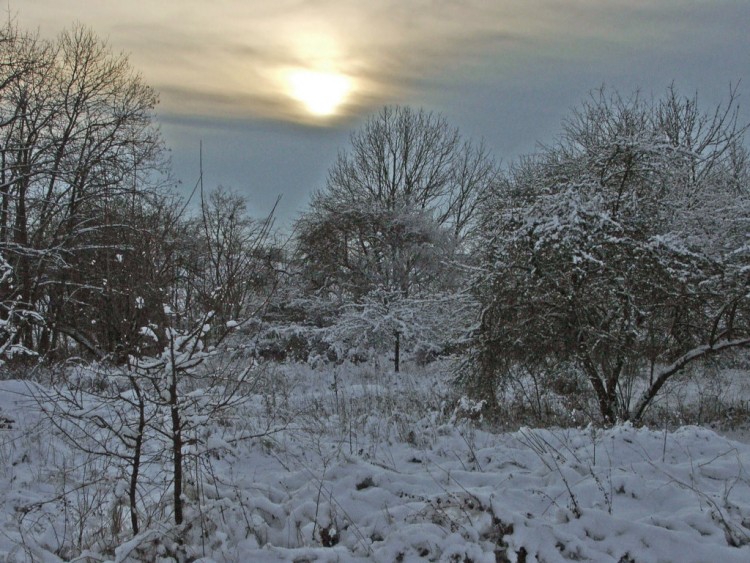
470 86 750 422
296 106 495 370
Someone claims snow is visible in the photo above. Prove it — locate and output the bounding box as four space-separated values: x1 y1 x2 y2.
2 365 750 562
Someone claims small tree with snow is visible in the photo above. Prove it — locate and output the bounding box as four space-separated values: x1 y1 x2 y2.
36 307 268 558
324 286 477 369
120 301 269 531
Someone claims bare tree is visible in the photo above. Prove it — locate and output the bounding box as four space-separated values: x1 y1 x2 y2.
36 367 151 536
0 22 168 361
181 186 278 343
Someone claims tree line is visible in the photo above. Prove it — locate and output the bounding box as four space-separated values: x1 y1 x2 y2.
1 21 748 424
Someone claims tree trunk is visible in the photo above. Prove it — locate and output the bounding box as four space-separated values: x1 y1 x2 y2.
394 331 400 373
580 359 617 424
14 175 34 351
1 148 8 243
129 377 145 535
169 342 183 526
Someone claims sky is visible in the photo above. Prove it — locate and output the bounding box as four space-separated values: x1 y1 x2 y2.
17 0 750 226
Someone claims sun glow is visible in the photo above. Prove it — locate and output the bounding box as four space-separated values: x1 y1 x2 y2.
286 69 352 116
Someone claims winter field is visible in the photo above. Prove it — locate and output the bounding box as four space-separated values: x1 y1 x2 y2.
0 13 748 563
2 360 750 562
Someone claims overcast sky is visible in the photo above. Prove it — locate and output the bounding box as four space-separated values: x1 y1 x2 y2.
18 0 750 225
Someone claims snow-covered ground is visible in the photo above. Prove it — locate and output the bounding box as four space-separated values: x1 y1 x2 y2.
2 363 750 562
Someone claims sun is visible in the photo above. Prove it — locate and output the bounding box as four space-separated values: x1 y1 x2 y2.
286 69 351 116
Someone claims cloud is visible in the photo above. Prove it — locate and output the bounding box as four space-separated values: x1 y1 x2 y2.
15 1 748 126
